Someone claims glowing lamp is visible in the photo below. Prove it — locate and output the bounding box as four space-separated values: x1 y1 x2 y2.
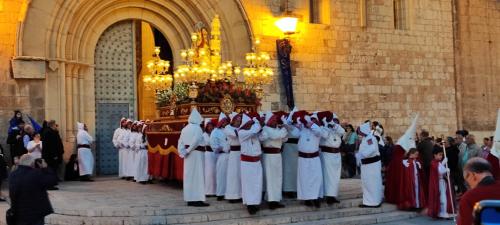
275 17 298 35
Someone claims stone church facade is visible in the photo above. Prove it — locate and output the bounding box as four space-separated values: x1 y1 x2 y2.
0 0 498 161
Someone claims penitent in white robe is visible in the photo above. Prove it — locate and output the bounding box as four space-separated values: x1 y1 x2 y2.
134 133 149 182
357 134 383 206
282 125 300 192
294 123 328 200
437 161 450 218
319 124 345 198
210 127 230 197
178 122 205 202
128 132 141 179
239 122 263 206
112 127 126 178
203 132 217 195
119 129 132 177
76 122 94 176
224 125 242 200
259 126 288 202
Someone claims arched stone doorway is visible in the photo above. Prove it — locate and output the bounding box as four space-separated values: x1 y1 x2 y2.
15 0 253 174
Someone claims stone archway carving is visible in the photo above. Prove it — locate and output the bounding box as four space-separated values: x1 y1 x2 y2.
15 0 253 149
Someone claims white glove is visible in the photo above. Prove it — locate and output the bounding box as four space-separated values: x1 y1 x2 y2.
402 160 410 168
322 118 328 126
281 115 288 125
252 117 260 123
296 119 302 127
446 168 450 173
442 157 448 165
304 115 312 123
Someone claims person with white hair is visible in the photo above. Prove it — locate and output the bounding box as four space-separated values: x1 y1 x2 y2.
76 122 94 182
356 121 383 207
178 108 209 207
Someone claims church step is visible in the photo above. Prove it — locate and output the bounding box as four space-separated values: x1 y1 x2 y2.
282 211 419 225
44 202 400 225
52 190 363 217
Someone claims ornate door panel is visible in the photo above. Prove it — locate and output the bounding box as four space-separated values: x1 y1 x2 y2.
94 21 137 175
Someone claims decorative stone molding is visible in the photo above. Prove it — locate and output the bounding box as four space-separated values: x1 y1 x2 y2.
11 57 46 79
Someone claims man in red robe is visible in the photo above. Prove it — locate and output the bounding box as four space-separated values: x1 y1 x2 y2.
385 114 418 204
458 157 500 225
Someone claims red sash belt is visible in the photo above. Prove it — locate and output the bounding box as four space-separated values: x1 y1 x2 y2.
185 145 205 152
361 155 381 165
77 144 90 149
262 147 281 154
320 146 340 153
286 138 299 144
230 146 241 151
298 151 320 158
241 154 261 162
205 146 213 152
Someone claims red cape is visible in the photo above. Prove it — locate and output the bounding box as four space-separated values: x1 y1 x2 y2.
427 159 454 218
384 145 406 203
486 153 500 180
398 159 427 210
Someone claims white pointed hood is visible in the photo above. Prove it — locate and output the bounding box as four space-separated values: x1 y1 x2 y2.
188 108 203 125
240 114 251 128
359 122 371 135
311 111 319 121
264 111 273 124
77 122 85 130
204 118 211 128
397 114 419 152
492 109 500 158
229 112 238 120
218 112 227 122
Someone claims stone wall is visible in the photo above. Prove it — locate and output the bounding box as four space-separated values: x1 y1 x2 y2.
243 0 458 137
455 0 500 131
0 0 45 157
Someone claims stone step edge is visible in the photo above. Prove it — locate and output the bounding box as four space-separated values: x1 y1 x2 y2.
52 196 365 218
170 204 399 225
43 203 398 225
282 211 420 225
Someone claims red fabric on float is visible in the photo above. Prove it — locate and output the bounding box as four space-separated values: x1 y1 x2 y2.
146 132 184 181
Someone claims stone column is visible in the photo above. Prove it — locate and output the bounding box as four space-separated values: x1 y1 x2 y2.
65 63 74 142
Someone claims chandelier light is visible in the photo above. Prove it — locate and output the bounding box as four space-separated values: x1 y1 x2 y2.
143 46 173 91
242 38 274 99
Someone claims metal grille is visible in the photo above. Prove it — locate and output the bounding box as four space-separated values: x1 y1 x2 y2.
94 21 136 175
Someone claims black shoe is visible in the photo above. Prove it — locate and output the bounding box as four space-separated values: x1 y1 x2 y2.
359 204 381 208
247 205 258 215
206 195 216 198
269 202 285 210
304 200 313 206
187 201 210 207
47 186 59 190
148 180 154 184
126 177 132 181
217 196 224 201
0 198 6 202
121 177 126 180
228 199 242 203
139 181 147 185
326 196 340 205
80 176 94 182
313 199 321 208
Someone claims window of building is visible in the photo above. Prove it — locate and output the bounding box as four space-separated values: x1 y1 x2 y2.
309 0 321 24
393 0 408 30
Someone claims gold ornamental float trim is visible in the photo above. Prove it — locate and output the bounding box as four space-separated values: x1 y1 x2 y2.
147 144 179 156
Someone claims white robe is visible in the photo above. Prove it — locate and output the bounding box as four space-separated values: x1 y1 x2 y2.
26 140 43 159
112 127 126 177
210 127 230 197
178 123 205 202
128 132 140 179
224 125 242 200
134 133 149 182
357 134 383 206
260 126 288 202
77 126 94 176
239 123 263 205
319 124 345 198
119 129 132 177
282 125 300 192
203 132 217 195
437 161 450 218
295 123 328 200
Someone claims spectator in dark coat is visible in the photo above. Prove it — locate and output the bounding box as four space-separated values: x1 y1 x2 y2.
417 130 434 180
9 154 58 225
444 137 461 193
0 144 7 201
6 121 27 164
41 120 64 182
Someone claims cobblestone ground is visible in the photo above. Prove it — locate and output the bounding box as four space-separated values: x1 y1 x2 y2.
0 177 455 225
